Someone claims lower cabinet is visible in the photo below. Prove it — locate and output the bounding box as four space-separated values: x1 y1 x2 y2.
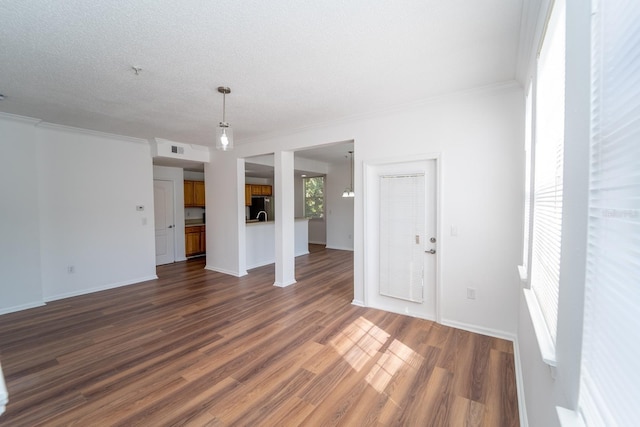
185 226 206 257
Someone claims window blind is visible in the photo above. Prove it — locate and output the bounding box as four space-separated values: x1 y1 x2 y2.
379 174 425 303
580 0 640 424
529 0 566 343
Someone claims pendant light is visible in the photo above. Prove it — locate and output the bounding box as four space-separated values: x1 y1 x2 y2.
215 86 234 151
342 151 355 198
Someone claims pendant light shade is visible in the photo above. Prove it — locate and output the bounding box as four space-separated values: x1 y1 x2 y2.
342 150 355 198
215 86 234 151
215 125 233 151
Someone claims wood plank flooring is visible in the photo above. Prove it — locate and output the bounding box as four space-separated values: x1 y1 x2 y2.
0 247 519 426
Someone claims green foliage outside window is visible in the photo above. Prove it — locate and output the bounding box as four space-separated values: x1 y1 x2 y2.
304 176 324 218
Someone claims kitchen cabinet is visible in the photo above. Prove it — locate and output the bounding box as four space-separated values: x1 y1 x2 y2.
248 184 272 197
185 225 206 257
194 181 205 206
184 180 205 207
245 184 252 206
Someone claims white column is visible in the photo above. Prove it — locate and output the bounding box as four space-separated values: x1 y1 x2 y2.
204 152 246 277
274 150 296 287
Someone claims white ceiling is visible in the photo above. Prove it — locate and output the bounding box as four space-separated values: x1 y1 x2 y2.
0 1 525 145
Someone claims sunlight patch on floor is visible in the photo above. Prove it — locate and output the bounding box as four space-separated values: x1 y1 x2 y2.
330 316 422 393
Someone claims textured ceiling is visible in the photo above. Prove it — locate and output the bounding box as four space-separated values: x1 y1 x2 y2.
0 0 524 145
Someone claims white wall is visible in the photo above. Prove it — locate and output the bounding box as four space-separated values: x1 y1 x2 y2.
356 87 523 335
36 124 157 300
0 115 158 313
153 165 186 261
326 161 354 250
205 155 245 276
212 84 523 337
183 171 204 181
0 115 44 314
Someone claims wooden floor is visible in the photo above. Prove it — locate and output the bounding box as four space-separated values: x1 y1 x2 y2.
0 247 519 426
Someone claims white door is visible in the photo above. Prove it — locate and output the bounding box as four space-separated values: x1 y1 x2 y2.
366 159 437 320
154 180 175 265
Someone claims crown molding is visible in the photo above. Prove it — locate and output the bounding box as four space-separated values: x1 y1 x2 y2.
35 121 148 145
0 111 42 125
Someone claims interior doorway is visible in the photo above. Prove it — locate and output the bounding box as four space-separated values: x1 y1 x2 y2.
153 179 176 265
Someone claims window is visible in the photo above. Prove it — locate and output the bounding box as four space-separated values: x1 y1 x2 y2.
580 0 640 424
303 176 324 219
528 0 566 346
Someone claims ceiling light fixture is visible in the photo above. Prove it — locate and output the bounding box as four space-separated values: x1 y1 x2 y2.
0 94 5 100
342 151 355 198
215 86 234 151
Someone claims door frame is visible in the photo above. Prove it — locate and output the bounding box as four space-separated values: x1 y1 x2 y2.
154 179 177 265
363 153 442 322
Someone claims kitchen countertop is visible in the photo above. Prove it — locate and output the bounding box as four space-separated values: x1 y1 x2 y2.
185 221 205 227
245 218 309 225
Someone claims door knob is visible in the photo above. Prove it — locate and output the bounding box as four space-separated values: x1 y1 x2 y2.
425 249 436 254
168 225 174 229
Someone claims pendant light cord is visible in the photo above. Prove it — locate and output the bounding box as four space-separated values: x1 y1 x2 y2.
222 92 226 123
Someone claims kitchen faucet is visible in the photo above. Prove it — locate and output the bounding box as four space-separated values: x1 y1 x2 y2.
256 211 268 222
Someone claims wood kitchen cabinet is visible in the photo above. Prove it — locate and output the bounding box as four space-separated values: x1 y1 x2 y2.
261 185 272 196
184 180 205 207
248 184 272 197
185 225 206 257
245 184 272 205
245 184 252 206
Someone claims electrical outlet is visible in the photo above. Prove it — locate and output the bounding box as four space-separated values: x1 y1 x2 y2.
467 287 476 300
67 265 75 274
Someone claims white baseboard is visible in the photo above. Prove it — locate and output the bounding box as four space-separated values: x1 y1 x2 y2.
273 279 297 288
0 301 46 316
204 265 248 277
351 299 365 307
44 275 158 302
440 318 516 342
325 245 354 251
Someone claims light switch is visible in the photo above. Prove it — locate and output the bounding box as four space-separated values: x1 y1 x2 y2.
451 225 458 237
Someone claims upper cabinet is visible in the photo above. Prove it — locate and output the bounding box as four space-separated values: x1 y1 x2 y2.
250 185 272 196
245 184 252 206
245 184 272 206
184 180 205 207
194 181 205 206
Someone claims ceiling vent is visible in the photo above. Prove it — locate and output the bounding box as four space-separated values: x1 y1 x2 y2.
171 145 185 154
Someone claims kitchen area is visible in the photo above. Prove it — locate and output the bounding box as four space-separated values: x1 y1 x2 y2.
180 171 309 267
184 178 207 258
244 179 309 269
152 140 352 270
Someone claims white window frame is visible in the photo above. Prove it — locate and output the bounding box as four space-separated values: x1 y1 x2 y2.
522 0 566 366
